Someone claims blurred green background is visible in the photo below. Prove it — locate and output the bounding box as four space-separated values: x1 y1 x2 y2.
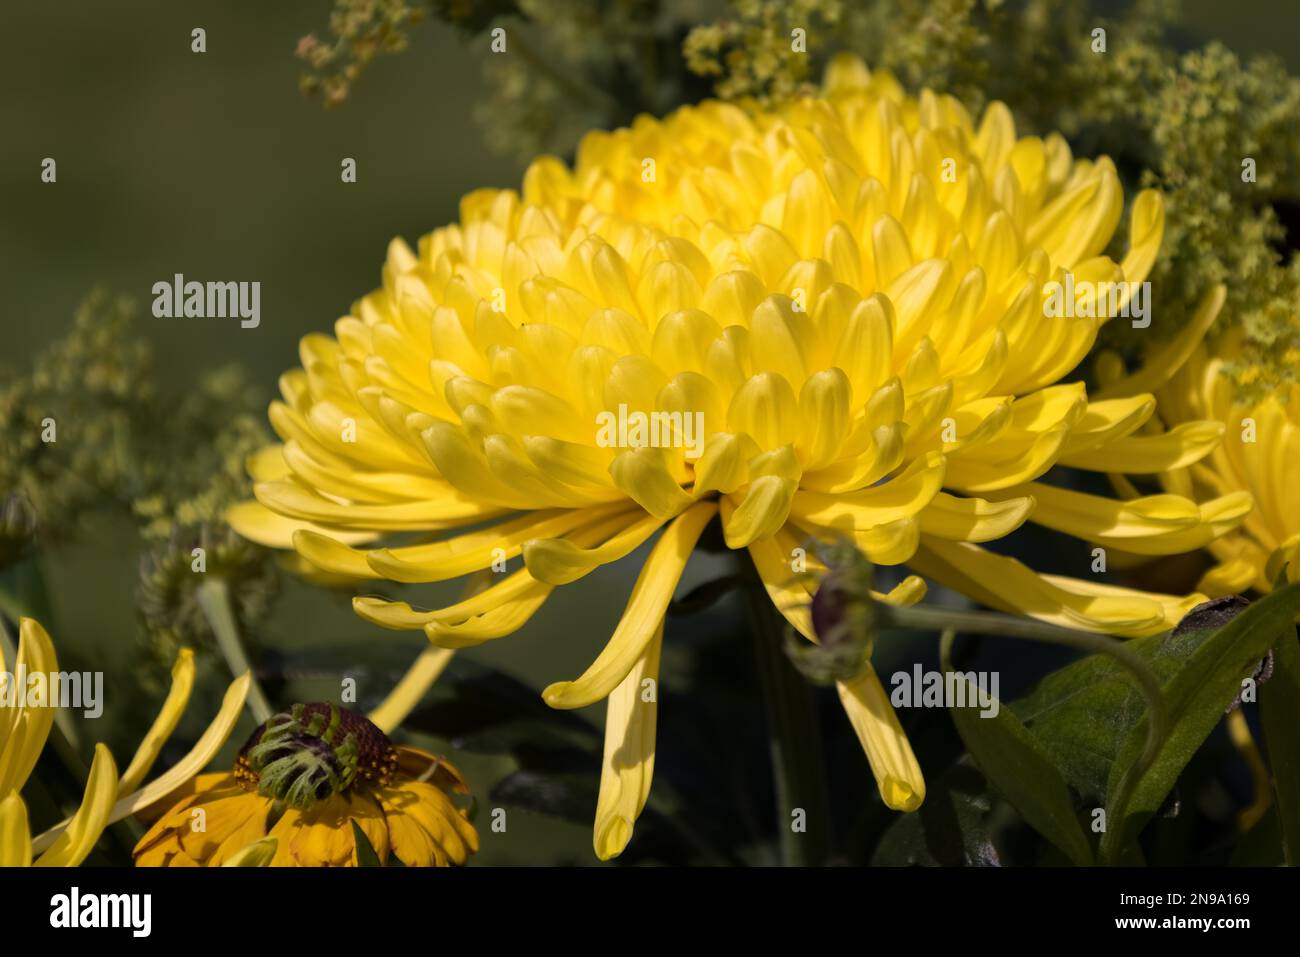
3 0 1299 865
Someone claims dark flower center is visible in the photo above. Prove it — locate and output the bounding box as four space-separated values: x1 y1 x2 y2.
235 703 398 809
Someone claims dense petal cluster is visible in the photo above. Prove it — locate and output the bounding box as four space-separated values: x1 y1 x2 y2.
231 57 1244 854
1149 333 1300 597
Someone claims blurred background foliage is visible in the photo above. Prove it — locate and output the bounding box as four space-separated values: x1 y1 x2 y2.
2 0 1299 865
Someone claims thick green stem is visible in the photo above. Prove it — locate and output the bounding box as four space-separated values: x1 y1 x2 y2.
195 577 272 723
739 555 832 866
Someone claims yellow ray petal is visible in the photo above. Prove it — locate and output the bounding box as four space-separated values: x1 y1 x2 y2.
226 500 381 549
837 666 926 811
221 836 279 867
916 491 1036 542
30 674 251 856
543 502 717 709
722 475 799 548
368 646 456 734
1058 420 1224 473
1096 285 1224 400
789 451 946 529
0 618 58 796
989 483 1251 554
0 793 32 867
594 624 663 860
117 648 196 796
34 743 118 867
524 511 668 585
254 480 504 531
910 537 1191 637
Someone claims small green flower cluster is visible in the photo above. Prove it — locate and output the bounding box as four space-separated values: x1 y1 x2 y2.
0 290 279 666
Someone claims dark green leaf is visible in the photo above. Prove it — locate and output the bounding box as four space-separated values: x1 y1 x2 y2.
942 634 1093 865
872 762 1002 866
1102 584 1300 861
351 819 384 866
1260 620 1300 865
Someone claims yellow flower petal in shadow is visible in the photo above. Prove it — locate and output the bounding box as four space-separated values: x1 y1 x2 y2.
594 623 663 860
543 502 717 708
118 648 196 796
0 793 32 867
34 743 118 867
30 673 250 856
0 618 58 796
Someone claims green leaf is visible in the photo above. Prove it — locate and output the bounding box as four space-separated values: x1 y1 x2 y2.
941 633 1093 865
1102 584 1300 862
1260 619 1300 865
1010 629 1187 805
871 761 1002 866
351 820 384 867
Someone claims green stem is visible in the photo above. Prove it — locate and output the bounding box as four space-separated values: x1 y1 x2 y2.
739 555 832 866
877 601 1168 855
195 577 272 723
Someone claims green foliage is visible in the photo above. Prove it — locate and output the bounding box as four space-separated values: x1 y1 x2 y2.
941 632 1093 865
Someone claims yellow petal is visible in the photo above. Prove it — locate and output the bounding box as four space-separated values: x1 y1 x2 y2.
609 448 694 519
593 624 662 860
0 793 32 867
368 646 455 734
722 476 799 548
910 537 1195 637
524 512 668 585
221 836 279 867
118 648 196 796
543 502 717 708
0 618 58 796
1096 285 1224 400
836 666 925 811
34 743 118 867
917 492 1035 542
789 451 946 529
31 674 252 855
1059 420 1224 473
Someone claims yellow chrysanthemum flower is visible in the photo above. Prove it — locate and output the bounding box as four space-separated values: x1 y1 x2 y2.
133 703 478 867
231 56 1244 857
2 618 249 865
1143 331 1299 597
1100 320 1297 831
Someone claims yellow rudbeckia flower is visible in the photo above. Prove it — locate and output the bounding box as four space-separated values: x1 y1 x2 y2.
230 56 1241 856
2 618 249 865
133 703 478 867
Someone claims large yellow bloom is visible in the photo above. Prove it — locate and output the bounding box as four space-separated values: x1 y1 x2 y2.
1140 330 1300 597
1 618 249 865
133 703 478 867
230 56 1244 856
